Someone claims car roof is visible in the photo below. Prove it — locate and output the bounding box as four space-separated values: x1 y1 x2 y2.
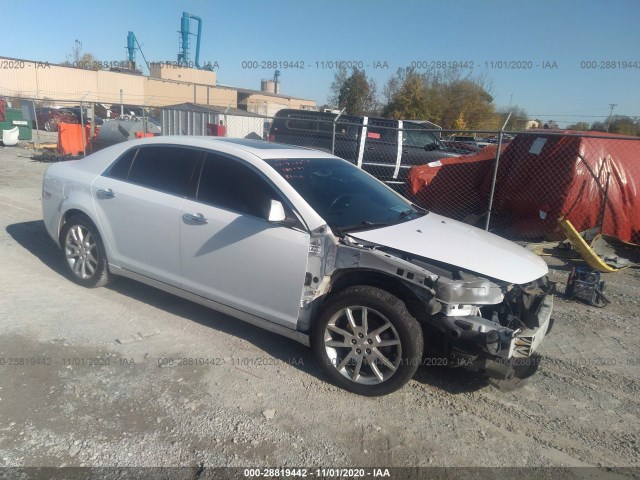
73 135 335 232
123 135 336 160
275 109 443 131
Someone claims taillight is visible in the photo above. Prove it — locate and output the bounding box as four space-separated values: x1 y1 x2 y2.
268 134 275 142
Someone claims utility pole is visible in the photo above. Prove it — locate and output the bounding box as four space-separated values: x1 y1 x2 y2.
606 104 617 132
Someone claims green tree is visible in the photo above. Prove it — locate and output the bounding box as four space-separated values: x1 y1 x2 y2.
566 122 591 131
607 115 639 136
327 66 348 107
382 67 496 129
382 68 429 120
589 121 607 132
497 105 529 131
336 68 377 116
441 78 496 129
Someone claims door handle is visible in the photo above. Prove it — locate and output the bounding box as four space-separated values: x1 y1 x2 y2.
366 146 375 150
96 188 115 199
182 213 208 224
402 149 409 153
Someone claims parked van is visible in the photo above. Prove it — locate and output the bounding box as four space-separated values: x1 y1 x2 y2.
268 109 470 187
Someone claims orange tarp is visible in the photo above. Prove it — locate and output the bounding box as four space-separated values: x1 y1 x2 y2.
407 145 506 221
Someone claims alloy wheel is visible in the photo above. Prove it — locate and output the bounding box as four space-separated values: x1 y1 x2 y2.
64 225 98 280
323 306 402 385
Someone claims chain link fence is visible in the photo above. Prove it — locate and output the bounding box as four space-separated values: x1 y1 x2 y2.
261 111 640 244
483 131 640 244
0 95 164 149
3 95 639 244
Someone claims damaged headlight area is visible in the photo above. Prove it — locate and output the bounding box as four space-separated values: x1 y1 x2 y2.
332 243 555 387
429 273 555 376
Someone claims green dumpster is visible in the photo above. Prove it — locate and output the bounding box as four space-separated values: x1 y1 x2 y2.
1 108 33 140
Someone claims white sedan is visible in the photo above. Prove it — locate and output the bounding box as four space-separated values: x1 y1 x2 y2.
42 137 553 395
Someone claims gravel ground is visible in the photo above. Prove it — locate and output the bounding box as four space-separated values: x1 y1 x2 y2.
0 140 639 475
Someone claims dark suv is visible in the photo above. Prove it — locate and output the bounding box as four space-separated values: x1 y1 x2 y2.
269 109 470 188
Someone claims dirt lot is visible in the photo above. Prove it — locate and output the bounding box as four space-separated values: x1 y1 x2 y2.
0 140 639 475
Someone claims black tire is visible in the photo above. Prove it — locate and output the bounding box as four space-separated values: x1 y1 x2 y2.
312 285 423 396
59 214 111 288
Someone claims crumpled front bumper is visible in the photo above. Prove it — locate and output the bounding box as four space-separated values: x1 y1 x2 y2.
442 292 554 389
507 294 554 358
435 293 554 360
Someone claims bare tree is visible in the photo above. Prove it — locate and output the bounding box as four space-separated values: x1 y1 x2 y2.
62 39 100 69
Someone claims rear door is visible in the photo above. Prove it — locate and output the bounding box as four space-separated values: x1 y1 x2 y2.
92 145 202 286
179 152 310 328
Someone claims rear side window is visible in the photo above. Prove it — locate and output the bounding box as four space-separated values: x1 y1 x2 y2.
105 148 137 181
126 146 201 197
318 119 335 132
367 119 398 143
197 153 280 219
286 119 317 131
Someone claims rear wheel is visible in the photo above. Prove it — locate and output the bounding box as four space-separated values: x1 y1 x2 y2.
312 285 423 396
60 215 111 288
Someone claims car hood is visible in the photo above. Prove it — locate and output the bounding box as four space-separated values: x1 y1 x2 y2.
349 212 548 285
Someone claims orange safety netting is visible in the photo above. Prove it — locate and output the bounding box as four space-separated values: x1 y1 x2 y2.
409 132 640 244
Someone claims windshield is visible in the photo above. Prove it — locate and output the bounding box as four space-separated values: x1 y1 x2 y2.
266 158 424 233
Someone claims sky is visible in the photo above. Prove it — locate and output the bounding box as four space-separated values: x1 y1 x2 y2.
1 0 639 127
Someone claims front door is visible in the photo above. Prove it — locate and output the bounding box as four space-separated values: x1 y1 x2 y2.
179 152 310 328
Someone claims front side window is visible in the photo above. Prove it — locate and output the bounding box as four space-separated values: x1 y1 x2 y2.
197 153 281 219
124 146 202 196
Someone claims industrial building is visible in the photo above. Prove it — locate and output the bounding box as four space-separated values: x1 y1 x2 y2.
0 56 317 113
0 12 316 114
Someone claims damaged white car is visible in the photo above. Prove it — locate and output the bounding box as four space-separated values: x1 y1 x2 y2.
42 137 554 396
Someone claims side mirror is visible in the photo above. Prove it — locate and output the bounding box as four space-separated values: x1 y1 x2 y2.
268 199 286 222
268 200 299 227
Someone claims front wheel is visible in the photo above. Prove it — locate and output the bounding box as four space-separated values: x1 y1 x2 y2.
59 214 111 288
312 285 424 396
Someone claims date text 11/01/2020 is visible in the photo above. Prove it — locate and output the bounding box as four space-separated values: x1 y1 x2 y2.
238 60 560 70
237 59 639 70
4 58 639 71
243 467 391 478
